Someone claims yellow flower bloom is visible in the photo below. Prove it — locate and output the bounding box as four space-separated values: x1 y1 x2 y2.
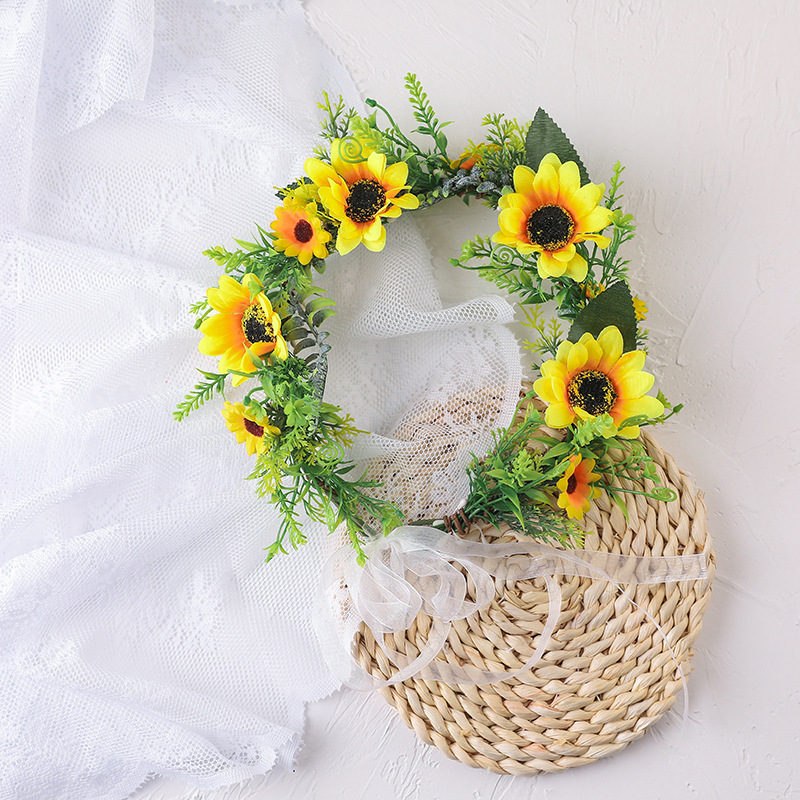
198 274 288 386
304 137 419 255
221 401 280 456
493 154 613 282
282 181 320 210
533 325 664 438
556 455 602 520
632 296 648 321
270 202 331 265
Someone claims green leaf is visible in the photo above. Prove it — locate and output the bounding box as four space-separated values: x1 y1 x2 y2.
544 441 572 460
312 309 335 328
525 108 590 185
306 296 337 315
567 281 638 352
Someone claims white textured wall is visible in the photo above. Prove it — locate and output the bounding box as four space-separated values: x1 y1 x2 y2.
137 1 800 797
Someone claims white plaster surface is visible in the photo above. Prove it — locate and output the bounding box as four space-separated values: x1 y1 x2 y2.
134 0 800 798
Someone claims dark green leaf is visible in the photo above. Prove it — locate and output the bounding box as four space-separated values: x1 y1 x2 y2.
525 108 590 185
312 310 333 328
567 281 638 352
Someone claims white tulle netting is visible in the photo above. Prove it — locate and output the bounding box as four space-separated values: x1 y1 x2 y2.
0 1 521 798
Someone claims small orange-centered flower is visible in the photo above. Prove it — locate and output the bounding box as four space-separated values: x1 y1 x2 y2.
556 455 601 520
304 137 419 255
221 401 280 456
270 203 331 265
533 325 664 438
493 153 613 282
199 274 288 386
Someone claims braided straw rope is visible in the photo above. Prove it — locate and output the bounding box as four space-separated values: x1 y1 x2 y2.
354 430 714 774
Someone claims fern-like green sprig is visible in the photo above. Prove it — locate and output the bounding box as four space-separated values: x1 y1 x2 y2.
174 371 227 421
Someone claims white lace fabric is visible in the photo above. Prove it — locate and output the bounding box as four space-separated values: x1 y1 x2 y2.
0 2 520 798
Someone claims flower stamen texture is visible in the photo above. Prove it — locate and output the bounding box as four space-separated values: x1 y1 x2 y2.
567 370 617 416
346 179 387 223
243 418 264 437
293 219 313 243
241 304 276 345
526 205 576 251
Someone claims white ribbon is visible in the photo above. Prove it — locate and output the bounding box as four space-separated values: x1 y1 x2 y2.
316 525 707 713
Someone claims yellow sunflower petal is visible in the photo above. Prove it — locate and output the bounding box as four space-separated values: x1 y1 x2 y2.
367 150 387 179
569 182 604 219
498 206 527 233
545 402 575 428
583 337 603 370
361 225 387 252
551 243 577 262
578 206 613 233
363 217 383 241
533 163 559 202
596 326 623 368
380 204 403 219
557 161 580 201
617 370 655 398
305 157 338 188
581 232 612 248
198 335 225 356
336 231 362 256
513 164 537 197
538 153 562 170
567 341 589 373
631 393 665 418
200 313 242 340
609 349 647 381
383 160 409 187
390 191 419 209
562 251 589 282
537 251 567 278
533 376 557 403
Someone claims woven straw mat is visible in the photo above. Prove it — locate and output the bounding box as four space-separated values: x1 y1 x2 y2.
355 429 715 775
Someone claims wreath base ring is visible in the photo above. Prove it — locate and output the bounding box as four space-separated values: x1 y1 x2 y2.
353 430 714 775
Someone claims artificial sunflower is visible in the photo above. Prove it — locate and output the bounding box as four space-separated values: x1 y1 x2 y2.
493 153 613 282
533 325 664 438
556 455 602 520
221 401 281 456
270 202 331 265
198 274 288 386
304 137 419 255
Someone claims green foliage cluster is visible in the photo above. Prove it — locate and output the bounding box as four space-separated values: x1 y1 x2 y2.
463 391 679 542
176 227 402 562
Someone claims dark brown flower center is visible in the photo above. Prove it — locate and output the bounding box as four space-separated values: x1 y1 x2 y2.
346 179 386 223
243 418 264 437
293 219 313 243
566 474 578 494
241 303 276 345
526 204 575 251
567 370 617 416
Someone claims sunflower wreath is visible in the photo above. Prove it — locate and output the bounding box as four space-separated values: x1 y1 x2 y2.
177 73 681 563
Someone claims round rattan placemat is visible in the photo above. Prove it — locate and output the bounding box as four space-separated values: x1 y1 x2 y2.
354 430 714 774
